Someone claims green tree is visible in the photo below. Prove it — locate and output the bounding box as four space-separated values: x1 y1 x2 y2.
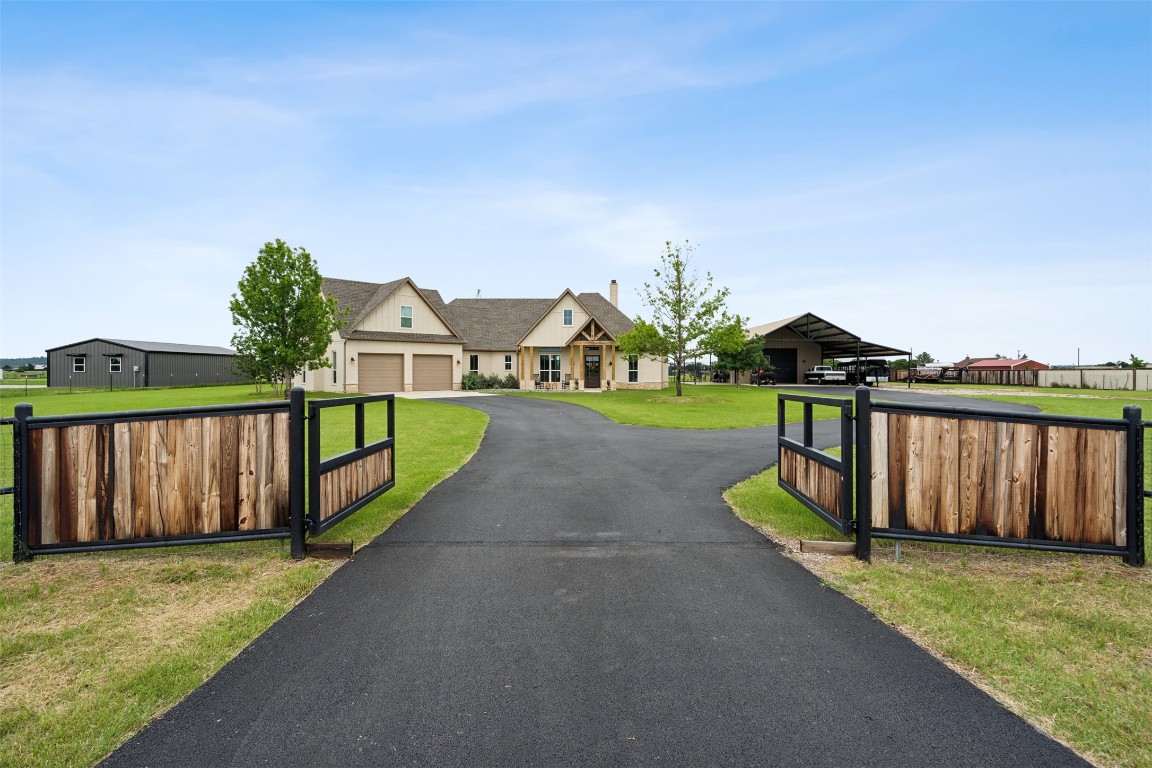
1125 353 1148 369
229 239 344 397
913 351 934 366
616 241 739 397
715 335 769 386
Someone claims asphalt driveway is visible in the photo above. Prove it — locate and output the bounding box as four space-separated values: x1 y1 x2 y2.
101 394 1083 767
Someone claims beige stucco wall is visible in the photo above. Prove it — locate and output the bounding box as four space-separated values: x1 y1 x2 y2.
358 283 454 336
465 350 520 379
520 294 589 348
294 337 463 392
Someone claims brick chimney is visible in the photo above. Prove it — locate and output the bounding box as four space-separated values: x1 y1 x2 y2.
610 279 618 307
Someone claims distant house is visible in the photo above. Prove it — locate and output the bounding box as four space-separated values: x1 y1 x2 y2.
954 356 995 369
294 276 667 393
967 358 1050 372
46 339 246 388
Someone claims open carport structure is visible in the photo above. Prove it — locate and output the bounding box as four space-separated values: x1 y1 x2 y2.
747 312 908 384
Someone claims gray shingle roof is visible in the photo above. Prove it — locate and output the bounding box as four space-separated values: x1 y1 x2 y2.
345 331 461 345
323 276 631 352
576 293 634 337
441 299 555 351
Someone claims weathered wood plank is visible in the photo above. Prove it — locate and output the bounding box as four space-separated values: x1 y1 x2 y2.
96 424 112 540
870 412 889 528
166 419 189 536
272 412 290 528
219 416 239 531
149 420 170 536
1114 432 1127 547
35 429 55 545
131 421 150 537
887 414 908 529
113 422 134 540
905 415 927 531
58 427 78 543
1005 423 1038 540
255 413 275 530
201 417 221 534
77 425 98 542
183 418 203 535
237 415 256 530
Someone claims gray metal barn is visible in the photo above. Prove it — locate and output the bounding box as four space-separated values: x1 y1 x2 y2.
46 338 249 389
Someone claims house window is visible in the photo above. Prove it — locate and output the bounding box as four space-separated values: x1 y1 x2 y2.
504 354 513 371
628 355 639 383
539 353 561 382
109 356 122 373
400 305 413 329
73 357 86 373
332 352 338 383
563 308 573 326
469 354 479 374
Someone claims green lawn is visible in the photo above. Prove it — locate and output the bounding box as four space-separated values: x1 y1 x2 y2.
507 382 838 428
0 385 487 768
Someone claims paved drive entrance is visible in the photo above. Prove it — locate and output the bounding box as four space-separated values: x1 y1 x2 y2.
102 395 1087 767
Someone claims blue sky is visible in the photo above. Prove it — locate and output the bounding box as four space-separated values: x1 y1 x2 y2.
2 1 1149 365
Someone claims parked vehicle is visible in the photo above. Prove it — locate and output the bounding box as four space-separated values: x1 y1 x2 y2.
804 365 848 385
749 370 776 385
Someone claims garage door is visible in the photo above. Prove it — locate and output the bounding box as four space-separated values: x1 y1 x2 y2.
412 354 453 391
359 354 404 393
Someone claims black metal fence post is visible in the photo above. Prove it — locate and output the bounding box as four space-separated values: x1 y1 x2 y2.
308 400 322 536
355 402 365 449
289 387 306 560
855 386 872 562
13 403 33 563
803 403 813 447
1124 406 1144 567
840 400 854 537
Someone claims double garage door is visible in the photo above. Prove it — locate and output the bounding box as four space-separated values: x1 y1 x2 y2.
358 353 453 393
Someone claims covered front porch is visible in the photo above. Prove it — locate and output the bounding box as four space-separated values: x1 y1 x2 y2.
520 341 617 390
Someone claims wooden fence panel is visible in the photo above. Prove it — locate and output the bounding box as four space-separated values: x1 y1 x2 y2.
779 445 841 519
26 412 291 547
318 447 393 524
874 413 1126 547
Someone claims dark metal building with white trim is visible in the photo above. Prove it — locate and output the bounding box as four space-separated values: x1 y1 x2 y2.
46 338 248 389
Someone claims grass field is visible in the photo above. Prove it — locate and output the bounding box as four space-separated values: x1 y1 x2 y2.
0 385 488 768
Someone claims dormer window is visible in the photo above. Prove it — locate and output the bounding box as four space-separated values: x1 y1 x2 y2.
400 305 413 329
563 309 573 326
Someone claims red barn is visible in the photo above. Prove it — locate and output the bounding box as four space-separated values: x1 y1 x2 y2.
967 358 1049 371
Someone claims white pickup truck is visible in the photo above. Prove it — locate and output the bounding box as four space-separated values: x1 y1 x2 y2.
804 365 848 385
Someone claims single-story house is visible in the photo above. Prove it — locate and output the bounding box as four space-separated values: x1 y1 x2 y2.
46 339 247 388
295 277 667 393
746 313 908 384
967 358 1050 372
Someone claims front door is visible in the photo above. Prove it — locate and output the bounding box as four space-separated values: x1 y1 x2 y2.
584 354 601 389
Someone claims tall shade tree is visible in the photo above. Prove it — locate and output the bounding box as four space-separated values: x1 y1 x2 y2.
229 239 343 397
617 241 739 397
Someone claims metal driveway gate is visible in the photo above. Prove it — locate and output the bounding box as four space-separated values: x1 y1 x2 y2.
778 388 1144 566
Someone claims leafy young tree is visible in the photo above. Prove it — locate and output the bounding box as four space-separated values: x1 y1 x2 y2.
1126 353 1148 369
913 351 934 366
716 335 769 386
229 239 344 397
616 241 739 397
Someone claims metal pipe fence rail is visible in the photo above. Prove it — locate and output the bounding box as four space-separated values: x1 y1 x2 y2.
776 394 856 543
778 387 1145 567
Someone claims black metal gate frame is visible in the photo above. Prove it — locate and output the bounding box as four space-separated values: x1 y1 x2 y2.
776 393 856 541
9 395 304 562
7 389 399 562
306 393 395 540
778 387 1145 566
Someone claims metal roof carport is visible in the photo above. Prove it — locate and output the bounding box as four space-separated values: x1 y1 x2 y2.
747 313 909 383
